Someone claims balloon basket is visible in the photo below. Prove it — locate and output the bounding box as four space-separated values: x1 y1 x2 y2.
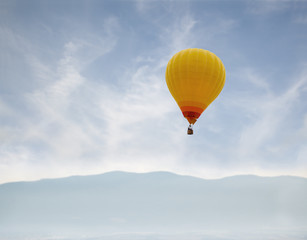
187 124 193 135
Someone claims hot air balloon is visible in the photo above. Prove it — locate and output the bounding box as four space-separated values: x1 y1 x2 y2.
165 48 226 135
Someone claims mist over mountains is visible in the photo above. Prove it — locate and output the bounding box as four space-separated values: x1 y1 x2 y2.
0 171 307 239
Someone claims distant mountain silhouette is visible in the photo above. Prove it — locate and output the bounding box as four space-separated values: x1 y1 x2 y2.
0 171 307 237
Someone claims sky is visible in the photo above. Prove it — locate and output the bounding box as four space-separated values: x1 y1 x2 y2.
0 0 307 184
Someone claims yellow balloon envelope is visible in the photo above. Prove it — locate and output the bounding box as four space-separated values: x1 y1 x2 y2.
165 48 226 133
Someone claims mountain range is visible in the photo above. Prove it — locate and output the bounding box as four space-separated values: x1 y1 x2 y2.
0 171 306 239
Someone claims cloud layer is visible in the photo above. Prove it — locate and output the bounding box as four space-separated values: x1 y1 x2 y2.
0 1 307 183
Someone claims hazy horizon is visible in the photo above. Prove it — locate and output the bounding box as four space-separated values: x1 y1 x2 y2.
1 170 307 185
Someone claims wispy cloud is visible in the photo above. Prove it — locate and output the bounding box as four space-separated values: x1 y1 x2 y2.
162 14 198 53
294 15 307 24
0 16 120 182
233 65 307 171
0 10 194 182
1 1 306 183
160 12 235 56
245 0 293 14
135 0 154 13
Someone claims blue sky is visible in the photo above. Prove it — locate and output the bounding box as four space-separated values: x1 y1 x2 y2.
0 0 307 183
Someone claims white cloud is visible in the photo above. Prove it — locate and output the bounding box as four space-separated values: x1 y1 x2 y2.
294 15 307 24
0 16 121 183
135 0 154 13
92 56 188 173
245 0 292 14
235 66 307 166
160 13 235 56
1 2 306 183
244 68 271 92
0 12 192 183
